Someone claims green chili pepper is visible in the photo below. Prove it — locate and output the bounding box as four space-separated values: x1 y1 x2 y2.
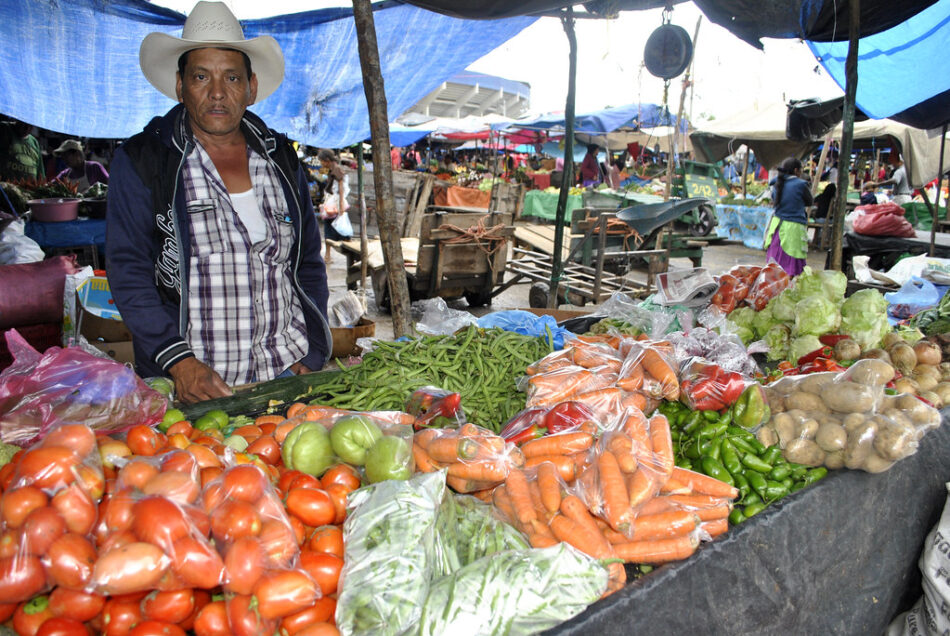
740 491 762 506
701 439 721 461
747 438 767 455
728 435 757 455
803 467 828 485
726 426 757 442
699 420 728 440
701 456 734 486
769 464 791 481
732 472 750 498
741 453 774 474
790 465 809 480
720 440 743 475
790 482 807 493
702 409 720 421
761 446 783 465
684 438 702 460
682 412 705 434
780 477 794 490
744 501 767 517
717 409 733 427
675 457 693 470
746 471 768 498
728 508 747 525
764 480 789 500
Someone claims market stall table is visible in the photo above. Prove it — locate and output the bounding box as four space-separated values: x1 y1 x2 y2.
547 413 950 635
529 172 552 190
432 184 491 210
839 230 950 278
522 189 583 223
24 217 106 268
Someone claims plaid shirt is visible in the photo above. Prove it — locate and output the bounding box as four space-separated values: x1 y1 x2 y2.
181 141 307 385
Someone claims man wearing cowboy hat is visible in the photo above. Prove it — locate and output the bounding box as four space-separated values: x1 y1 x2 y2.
54 139 108 191
106 1 331 403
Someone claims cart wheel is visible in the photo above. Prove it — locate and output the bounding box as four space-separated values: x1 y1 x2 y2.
464 289 492 308
529 282 549 309
688 204 716 237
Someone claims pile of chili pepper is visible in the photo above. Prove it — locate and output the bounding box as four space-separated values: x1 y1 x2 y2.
656 400 828 524
773 344 848 379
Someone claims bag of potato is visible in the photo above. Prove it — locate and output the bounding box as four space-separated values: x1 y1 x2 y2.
757 359 941 473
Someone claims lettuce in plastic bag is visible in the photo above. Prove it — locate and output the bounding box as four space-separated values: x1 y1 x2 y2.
793 296 841 336
840 289 890 350
789 335 824 364
728 306 756 331
752 305 776 339
764 324 791 361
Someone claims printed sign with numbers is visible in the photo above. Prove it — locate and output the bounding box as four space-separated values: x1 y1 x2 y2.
685 174 718 201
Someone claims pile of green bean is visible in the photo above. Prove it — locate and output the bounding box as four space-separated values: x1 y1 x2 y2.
309 326 554 432
657 401 828 523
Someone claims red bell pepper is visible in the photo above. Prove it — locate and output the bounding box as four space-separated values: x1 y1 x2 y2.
818 334 851 346
796 346 835 366
797 357 845 374
505 424 547 445
542 401 596 435
500 407 546 442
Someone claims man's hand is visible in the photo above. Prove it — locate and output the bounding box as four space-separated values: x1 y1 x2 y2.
290 362 312 375
168 357 232 404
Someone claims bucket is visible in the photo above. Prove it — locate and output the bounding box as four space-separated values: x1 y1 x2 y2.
330 317 375 358
29 198 80 222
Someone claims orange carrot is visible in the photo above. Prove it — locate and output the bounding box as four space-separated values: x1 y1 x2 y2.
649 414 674 479
638 496 677 516
469 488 494 503
525 455 576 482
508 447 526 469
414 428 439 448
669 467 739 500
701 518 729 538
559 495 612 557
527 533 560 549
620 391 648 414
572 387 623 409
521 432 593 458
285 402 307 419
693 505 732 522
492 486 517 525
536 462 563 514
598 451 634 534
665 493 733 509
254 414 285 427
604 562 627 597
613 534 698 564
605 432 637 473
658 474 692 495
426 435 478 463
446 460 507 483
622 412 652 459
616 363 644 392
626 468 656 508
640 348 679 399
446 475 500 494
550 514 611 559
579 421 598 436
412 442 440 473
630 510 699 541
599 524 630 545
505 469 537 526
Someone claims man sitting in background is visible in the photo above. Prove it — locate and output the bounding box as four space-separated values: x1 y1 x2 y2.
54 140 108 191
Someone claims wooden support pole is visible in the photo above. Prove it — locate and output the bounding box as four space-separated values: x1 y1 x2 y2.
740 149 750 199
549 6 577 309
929 123 948 257
356 143 368 304
352 0 412 336
829 0 860 272
812 134 833 196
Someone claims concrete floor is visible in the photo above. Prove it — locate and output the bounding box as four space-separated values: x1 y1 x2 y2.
325 239 830 343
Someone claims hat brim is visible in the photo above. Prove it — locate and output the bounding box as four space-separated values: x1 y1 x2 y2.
140 31 284 102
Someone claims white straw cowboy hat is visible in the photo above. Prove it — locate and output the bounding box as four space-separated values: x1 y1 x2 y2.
139 1 285 102
53 139 84 156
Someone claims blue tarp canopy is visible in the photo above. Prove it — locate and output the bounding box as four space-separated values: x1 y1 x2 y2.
807 0 950 130
388 127 434 146
0 0 534 147
511 103 682 134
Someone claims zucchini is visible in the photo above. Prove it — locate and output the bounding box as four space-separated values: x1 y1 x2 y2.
179 369 343 420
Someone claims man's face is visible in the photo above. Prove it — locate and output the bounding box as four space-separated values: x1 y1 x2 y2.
64 149 84 170
176 48 258 141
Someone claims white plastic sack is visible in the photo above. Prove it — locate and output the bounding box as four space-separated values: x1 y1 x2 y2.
887 483 950 636
0 219 44 264
413 297 478 335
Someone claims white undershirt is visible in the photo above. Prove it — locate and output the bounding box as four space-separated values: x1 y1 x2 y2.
230 188 267 244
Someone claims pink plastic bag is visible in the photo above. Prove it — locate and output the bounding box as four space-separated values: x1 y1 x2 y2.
853 202 917 238
0 329 166 446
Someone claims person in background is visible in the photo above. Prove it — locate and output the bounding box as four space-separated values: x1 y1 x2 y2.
764 157 813 276
0 119 44 182
868 154 913 205
579 144 601 186
317 148 350 264
860 182 878 206
54 139 109 191
390 145 402 170
812 182 836 219
106 1 331 402
607 157 622 190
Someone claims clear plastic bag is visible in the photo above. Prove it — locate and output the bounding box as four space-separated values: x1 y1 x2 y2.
413 424 522 494
884 276 941 319
678 358 749 412
413 297 478 336
746 262 791 311
405 386 466 430
0 330 166 447
599 292 674 338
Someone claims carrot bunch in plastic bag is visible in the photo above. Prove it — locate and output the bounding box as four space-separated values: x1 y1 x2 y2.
413 424 524 494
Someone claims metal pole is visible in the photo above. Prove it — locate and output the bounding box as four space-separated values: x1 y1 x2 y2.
548 6 576 309
740 150 750 199
829 0 860 271
929 123 948 257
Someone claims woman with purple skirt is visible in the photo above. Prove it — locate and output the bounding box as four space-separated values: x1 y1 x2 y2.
764 157 813 276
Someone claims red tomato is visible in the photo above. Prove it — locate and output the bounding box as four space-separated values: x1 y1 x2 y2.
222 465 266 503
98 529 136 553
2 486 48 528
102 487 136 534
73 463 106 501
22 506 66 555
46 532 97 589
324 483 349 525
285 488 335 528
185 506 212 537
141 471 199 505
246 436 281 464
192 600 229 636
44 424 96 458
161 450 198 475
210 500 261 543
279 597 337 635
297 623 341 636
97 439 132 470
0 460 18 492
128 621 185 636
132 497 190 548
91 542 169 596
278 469 304 493
308 525 344 557
35 617 90 636
142 588 195 624
16 447 80 491
289 514 308 546
199 466 223 488
48 588 105 622
222 536 264 595
101 598 143 636
320 464 361 492
179 589 210 632
226 594 276 636
13 597 55 636
117 460 160 491
0 528 16 558
185 444 221 470
289 474 322 490
259 519 298 567
0 553 45 601
126 426 165 457
201 482 224 513
253 569 319 620
0 601 16 622
299 550 343 596
51 483 97 535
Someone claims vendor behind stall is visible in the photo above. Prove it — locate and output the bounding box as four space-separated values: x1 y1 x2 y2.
53 139 108 191
579 144 602 186
868 154 913 205
764 157 813 276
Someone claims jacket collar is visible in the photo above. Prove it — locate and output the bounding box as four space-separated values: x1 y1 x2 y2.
149 104 277 157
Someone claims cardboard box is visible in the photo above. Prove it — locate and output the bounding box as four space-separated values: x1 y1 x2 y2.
89 340 135 365
330 317 375 359
76 276 134 365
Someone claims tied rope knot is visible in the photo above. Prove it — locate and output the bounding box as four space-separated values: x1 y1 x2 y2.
437 216 509 259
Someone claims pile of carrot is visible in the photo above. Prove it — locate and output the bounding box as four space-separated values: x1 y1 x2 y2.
524 336 680 417
521 424 596 483
412 424 524 494
492 408 737 595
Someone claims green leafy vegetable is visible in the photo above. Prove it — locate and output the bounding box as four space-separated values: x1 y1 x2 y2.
793 296 840 336
789 335 824 363
840 289 890 350
752 305 776 340
768 292 797 324
764 324 791 362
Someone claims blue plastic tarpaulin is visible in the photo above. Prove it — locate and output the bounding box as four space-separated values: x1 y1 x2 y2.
807 0 950 129
512 103 682 134
0 0 535 147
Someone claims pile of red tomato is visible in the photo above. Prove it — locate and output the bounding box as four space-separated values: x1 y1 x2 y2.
0 405 356 636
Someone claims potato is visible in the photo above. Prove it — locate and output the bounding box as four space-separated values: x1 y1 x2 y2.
769 376 799 397
797 372 837 395
824 450 846 470
757 425 779 449
784 391 828 413
795 418 820 440
845 358 895 386
833 339 861 362
896 393 923 410
920 390 943 409
785 409 809 425
873 419 916 461
768 392 786 413
784 439 826 467
933 382 950 406
843 421 878 469
902 398 936 425
770 413 797 447
913 372 939 393
841 412 867 433
820 382 876 413
862 452 896 474
881 409 913 430
815 421 847 452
